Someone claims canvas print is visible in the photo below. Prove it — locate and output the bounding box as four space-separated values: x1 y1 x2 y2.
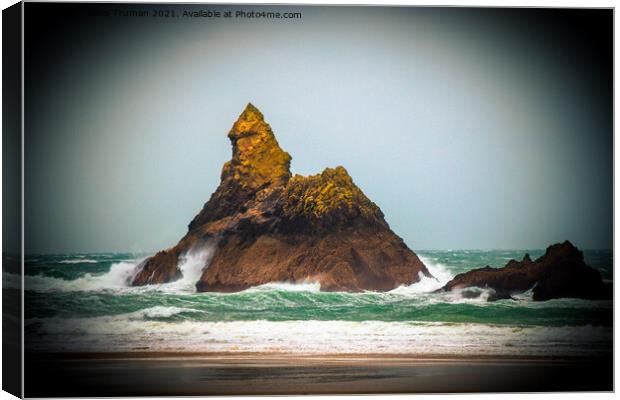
5 2 614 396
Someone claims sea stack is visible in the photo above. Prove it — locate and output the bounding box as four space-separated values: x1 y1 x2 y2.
437 241 611 301
131 103 431 292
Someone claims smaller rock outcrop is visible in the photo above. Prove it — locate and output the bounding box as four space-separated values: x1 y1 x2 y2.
437 241 611 301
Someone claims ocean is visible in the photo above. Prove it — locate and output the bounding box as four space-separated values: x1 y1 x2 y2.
18 249 612 357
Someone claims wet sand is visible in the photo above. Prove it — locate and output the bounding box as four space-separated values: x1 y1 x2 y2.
25 352 613 397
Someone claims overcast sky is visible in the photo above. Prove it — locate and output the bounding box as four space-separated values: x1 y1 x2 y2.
25 5 612 253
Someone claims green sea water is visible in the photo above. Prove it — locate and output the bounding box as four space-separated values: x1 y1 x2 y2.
14 249 613 356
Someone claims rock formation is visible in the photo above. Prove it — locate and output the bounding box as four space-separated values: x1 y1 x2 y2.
131 103 431 292
437 241 611 301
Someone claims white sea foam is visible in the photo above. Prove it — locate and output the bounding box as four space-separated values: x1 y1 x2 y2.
20 243 218 294
59 259 99 264
389 256 454 294
178 245 216 287
446 287 494 303
22 260 142 292
139 306 197 319
244 280 321 293
26 315 612 357
149 243 217 293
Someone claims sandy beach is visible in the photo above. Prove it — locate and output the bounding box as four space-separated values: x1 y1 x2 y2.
25 352 613 396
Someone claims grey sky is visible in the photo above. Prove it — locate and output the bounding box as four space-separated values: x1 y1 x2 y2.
25 6 612 253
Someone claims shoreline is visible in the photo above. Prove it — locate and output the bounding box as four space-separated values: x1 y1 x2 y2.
27 350 606 363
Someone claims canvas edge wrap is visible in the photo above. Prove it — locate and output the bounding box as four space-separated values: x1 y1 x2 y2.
2 1 24 398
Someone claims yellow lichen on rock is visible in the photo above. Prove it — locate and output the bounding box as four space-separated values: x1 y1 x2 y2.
283 166 381 222
224 103 292 190
229 102 264 134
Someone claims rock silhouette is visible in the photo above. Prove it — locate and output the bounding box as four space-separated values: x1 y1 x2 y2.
437 241 611 301
131 103 431 292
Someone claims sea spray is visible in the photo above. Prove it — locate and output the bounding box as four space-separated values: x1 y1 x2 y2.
22 260 141 292
389 256 455 294
20 244 218 294
169 242 217 291
243 280 321 293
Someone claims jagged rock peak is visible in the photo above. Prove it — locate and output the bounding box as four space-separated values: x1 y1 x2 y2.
222 103 292 190
187 103 292 230
541 240 582 262
133 103 431 292
229 102 264 135
282 166 385 229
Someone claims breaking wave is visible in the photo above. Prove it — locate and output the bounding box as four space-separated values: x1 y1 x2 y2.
243 280 321 293
59 259 99 264
153 244 217 293
389 256 454 294
26 314 613 356
22 260 141 292
22 243 217 294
